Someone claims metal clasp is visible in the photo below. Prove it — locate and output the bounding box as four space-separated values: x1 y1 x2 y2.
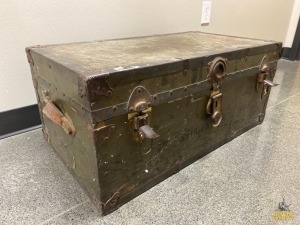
206 57 227 127
207 92 223 127
257 56 279 99
127 86 159 142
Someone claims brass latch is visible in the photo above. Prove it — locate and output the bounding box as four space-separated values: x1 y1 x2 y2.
206 57 227 127
127 86 159 142
257 55 279 99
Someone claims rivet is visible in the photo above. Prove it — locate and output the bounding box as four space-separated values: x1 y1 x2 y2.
137 88 141 93
147 102 152 107
184 87 187 91
183 69 188 75
104 137 109 142
139 132 145 140
110 126 115 131
170 91 173 96
244 56 248 61
112 106 117 112
197 82 200 87
129 107 134 113
107 90 112 97
153 95 157 100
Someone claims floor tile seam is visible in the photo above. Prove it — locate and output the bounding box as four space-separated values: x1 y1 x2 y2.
267 92 300 111
37 199 90 225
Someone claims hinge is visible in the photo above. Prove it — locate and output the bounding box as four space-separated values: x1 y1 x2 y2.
206 57 227 127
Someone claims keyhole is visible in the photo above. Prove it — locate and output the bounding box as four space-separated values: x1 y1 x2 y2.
215 101 218 108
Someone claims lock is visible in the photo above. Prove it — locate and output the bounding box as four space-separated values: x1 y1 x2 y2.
256 55 279 99
127 86 159 142
206 57 227 127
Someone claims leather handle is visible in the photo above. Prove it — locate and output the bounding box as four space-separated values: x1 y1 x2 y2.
42 100 76 136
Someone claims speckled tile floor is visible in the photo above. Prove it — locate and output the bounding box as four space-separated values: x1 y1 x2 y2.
1 59 300 225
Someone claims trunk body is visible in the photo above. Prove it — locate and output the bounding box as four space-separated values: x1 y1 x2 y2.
26 32 282 215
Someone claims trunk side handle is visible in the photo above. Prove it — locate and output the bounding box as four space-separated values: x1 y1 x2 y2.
42 100 76 136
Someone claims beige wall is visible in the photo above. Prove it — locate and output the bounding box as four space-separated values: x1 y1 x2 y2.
0 0 296 111
200 0 295 43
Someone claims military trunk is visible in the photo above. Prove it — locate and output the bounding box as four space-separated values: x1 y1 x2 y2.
26 32 281 215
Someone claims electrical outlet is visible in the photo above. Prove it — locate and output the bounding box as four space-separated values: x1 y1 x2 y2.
201 1 211 24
